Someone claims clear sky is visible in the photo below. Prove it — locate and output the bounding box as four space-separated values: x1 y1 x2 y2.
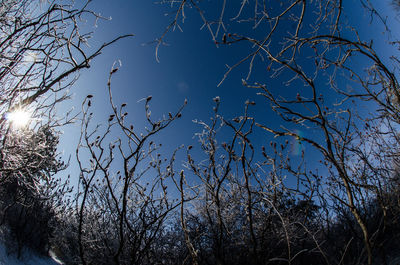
58 0 275 183
56 0 400 190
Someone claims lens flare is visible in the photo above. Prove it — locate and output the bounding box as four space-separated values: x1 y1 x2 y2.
291 129 304 156
7 109 31 128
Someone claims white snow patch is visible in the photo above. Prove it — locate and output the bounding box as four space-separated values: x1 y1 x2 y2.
0 242 63 265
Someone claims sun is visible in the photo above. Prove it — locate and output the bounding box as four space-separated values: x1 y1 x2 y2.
7 109 32 128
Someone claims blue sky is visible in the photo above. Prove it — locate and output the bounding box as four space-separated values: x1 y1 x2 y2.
58 1 275 175
56 0 400 191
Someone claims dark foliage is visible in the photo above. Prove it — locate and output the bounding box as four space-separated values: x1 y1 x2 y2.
0 126 64 257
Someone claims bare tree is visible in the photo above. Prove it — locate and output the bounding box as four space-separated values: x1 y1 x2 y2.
74 66 186 265
154 1 400 264
0 0 130 257
173 99 324 265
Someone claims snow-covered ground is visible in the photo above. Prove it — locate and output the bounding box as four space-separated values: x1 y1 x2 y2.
0 243 63 265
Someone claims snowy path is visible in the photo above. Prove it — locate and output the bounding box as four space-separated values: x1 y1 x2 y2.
0 243 63 265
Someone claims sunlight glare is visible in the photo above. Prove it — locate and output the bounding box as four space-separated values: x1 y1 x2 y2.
7 109 32 128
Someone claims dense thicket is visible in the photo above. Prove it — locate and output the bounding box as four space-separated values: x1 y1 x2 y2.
0 126 64 257
0 0 129 259
0 1 399 265
68 1 400 264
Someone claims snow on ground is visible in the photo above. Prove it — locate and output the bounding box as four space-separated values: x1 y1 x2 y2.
0 242 63 265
